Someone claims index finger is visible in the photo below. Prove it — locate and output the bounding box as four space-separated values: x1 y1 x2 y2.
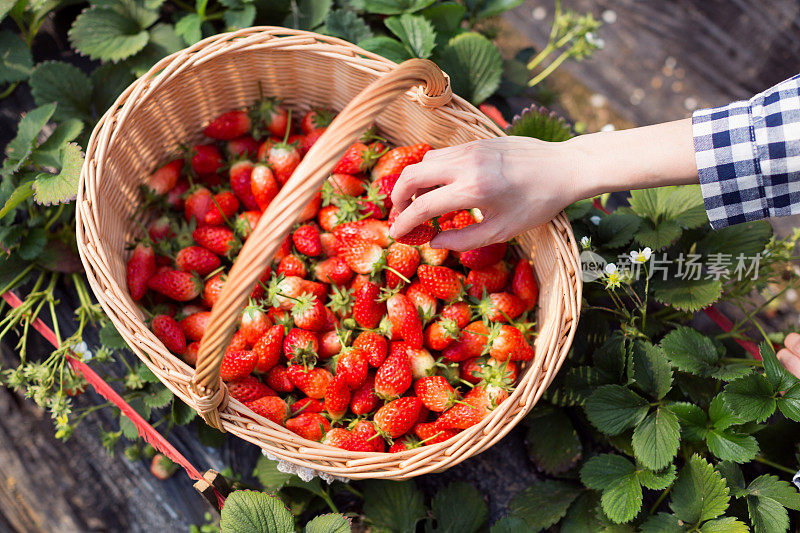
391 156 457 212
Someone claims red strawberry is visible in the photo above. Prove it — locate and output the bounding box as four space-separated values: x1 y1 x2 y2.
293 224 322 257
183 341 199 366
277 254 308 278
478 292 525 322
417 265 463 301
333 142 382 174
389 437 417 453
253 325 284 373
245 396 288 425
229 160 260 211
250 163 279 211
435 384 508 430
127 243 156 301
226 135 260 158
350 374 380 415
374 397 422 439
166 178 190 211
152 315 186 354
235 211 261 240
175 246 221 276
377 173 400 211
299 191 322 223
385 243 419 288
397 220 439 246
318 330 342 358
467 262 510 298
374 342 413 399
442 321 490 362
145 159 183 195
220 350 257 381
274 234 293 263
489 324 531 361
450 210 475 229
325 374 350 420
352 419 385 453
191 144 223 175
291 295 327 332
193 226 239 256
314 256 353 285
301 107 335 134
371 143 432 180
179 311 210 341
359 196 385 219
226 329 249 353
460 242 507 270
333 220 391 247
148 216 172 243
336 347 368 389
318 206 342 233
240 303 270 345
352 281 386 329
322 428 352 448
414 422 458 445
203 272 225 307
424 318 461 351
150 454 178 480
459 357 484 385
354 331 388 367
338 237 383 275
227 375 276 403
265 364 294 393
328 173 366 196
303 127 325 152
265 141 301 185
290 397 324 415
204 109 251 140
268 275 307 310
250 97 289 138
386 293 423 348
414 376 457 412
287 366 332 399
405 283 437 322
147 269 202 301
184 186 214 224
419 242 449 266
512 259 539 310
204 191 239 226
286 412 331 441
283 328 319 360
408 346 436 379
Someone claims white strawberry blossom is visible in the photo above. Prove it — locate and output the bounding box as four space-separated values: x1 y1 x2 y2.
590 215 601 226
580 236 591 249
604 263 622 288
630 247 652 263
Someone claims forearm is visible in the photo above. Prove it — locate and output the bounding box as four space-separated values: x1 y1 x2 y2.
569 118 699 199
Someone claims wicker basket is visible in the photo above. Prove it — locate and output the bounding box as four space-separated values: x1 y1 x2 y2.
76 27 582 480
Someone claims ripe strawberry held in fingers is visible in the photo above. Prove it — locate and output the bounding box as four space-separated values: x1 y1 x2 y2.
397 219 439 246
203 109 251 140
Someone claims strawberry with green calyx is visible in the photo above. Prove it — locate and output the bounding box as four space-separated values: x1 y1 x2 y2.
151 314 186 355
317 204 342 232
151 453 179 480
175 245 221 276
286 365 332 399
353 331 388 367
466 262 510 299
314 256 354 286
441 320 490 362
301 107 335 134
241 301 271 345
291 294 328 332
286 412 331 441
389 436 419 453
203 109 251 140
283 327 319 362
326 173 366 197
424 317 461 351
220 350 257 381
351 419 385 452
179 311 210 341
417 265 463 301
384 243 419 288
183 186 214 225
338 236 384 275
487 323 533 362
262 111 300 185
127 242 156 301
374 341 413 400
324 373 350 420
277 254 308 279
203 271 226 307
374 396 422 439
405 283 437 324
245 395 289 425
475 292 525 323
292 224 323 257
414 375 459 412
233 211 261 241
326 284 354 319
358 181 388 219
435 374 511 431
192 225 241 257
249 94 289 138
333 141 385 175
147 269 202 301
227 375 276 403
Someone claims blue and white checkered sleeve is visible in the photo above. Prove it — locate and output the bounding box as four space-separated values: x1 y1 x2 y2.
693 74 800 228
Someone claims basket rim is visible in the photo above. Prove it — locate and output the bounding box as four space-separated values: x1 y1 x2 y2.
75 26 583 479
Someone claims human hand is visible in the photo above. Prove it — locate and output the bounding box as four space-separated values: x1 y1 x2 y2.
777 333 800 379
388 136 584 252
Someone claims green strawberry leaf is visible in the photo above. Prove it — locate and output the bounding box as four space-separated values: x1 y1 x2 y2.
706 427 759 463
122 23 184 76
2 103 56 177
489 516 529 533
69 2 153 61
722 373 776 423
143 385 174 408
630 340 672 400
90 62 135 114
437 32 502 104
0 181 34 220
321 9 373 43
653 277 722 313
18 227 47 261
426 482 487 533
363 480 426 533
470 0 524 20
253 456 294 492
708 394 745 430
219 490 293 533
598 213 641 248
509 479 582 531
362 0 434 15
170 398 197 425
175 12 203 45
743 475 800 533
667 402 708 441
284 0 331 29
99 322 129 349
32 142 84 205
29 118 83 168
696 220 771 259
0 30 33 84
585 384 650 436
777 382 800 422
660 327 721 377
632 407 680 471
581 453 636 491
384 14 436 59
640 513 684 533
29 62 93 122
698 517 749 533
305 513 351 533
761 340 798 392
638 464 677 491
601 473 643 524
421 2 465 43
670 455 730 525
635 219 682 249
358 36 413 63
524 404 582 475
224 4 256 29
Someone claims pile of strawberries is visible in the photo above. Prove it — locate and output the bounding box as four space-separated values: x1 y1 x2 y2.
128 98 539 453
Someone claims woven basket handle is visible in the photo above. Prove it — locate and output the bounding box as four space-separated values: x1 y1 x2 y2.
191 58 451 429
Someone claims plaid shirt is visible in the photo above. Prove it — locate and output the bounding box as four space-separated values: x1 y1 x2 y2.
693 74 800 228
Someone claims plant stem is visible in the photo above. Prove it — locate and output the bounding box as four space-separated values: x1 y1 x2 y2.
649 484 672 514
0 82 20 100
0 262 36 295
754 455 797 475
529 49 570 87
44 204 65 231
318 488 339 514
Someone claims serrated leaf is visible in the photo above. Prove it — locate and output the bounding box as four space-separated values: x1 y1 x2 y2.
471 0 523 19
0 30 33 84
716 461 746 496
175 12 203 45
598 213 641 248
560 493 615 533
670 455 730 524
437 32 502 104
171 397 197 425
581 454 636 490
358 36 413 63
601 474 643 524
32 142 84 205
636 219 682 249
632 407 680 471
137 364 160 383
564 198 592 220
585 385 650 436
699 517 749 533
667 402 708 441
506 105 574 141
640 513 684 533
706 428 759 463
723 373 776 423
284 0 331 29
385 14 435 59
525 405 582 474
253 456 293 492
510 480 582 530
90 62 135 114
363 480 426 533
144 385 173 408
18 227 46 260
558 366 610 406
661 327 721 377
421 2 465 42
777 382 800 422
119 413 140 439
761 341 798 392
69 4 151 61
638 464 677 490
123 23 183 76
362 0 433 15
708 394 745 430
747 491 788 533
29 119 84 168
697 220 771 259
3 103 56 176
489 516 529 533
305 513 350 533
0 181 34 219
29 62 92 122
220 490 293 533
426 482 487 533
99 322 129 349
321 9 373 42
653 276 722 312
224 4 256 29
746 474 800 510
667 186 707 229
631 341 672 399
